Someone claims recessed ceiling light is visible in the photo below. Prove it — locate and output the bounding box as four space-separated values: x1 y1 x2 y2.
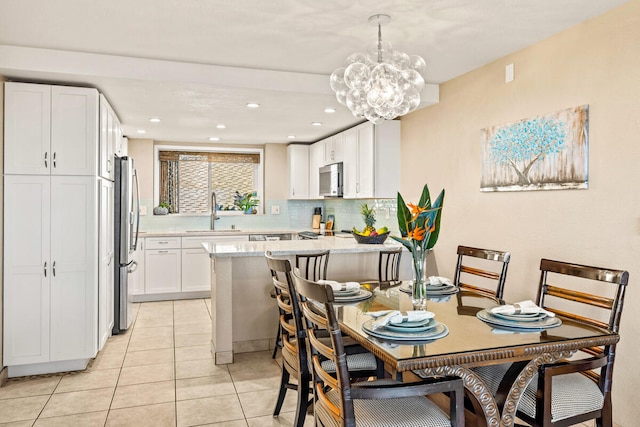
288 135 296 139
216 124 226 129
246 103 260 108
311 122 323 126
149 118 161 123
208 137 220 141
137 129 146 134
324 108 336 113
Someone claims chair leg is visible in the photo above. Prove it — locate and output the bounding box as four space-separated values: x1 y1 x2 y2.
272 323 281 359
375 356 385 379
294 371 311 427
273 367 290 417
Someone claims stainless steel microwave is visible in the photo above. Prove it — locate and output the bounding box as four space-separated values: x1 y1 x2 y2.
319 162 343 197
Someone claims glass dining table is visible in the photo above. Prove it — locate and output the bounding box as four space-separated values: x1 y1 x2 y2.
333 283 618 427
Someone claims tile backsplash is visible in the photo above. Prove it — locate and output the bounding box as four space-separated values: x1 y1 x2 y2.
139 198 399 233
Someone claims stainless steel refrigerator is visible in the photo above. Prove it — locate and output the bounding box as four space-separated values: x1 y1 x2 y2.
113 156 140 334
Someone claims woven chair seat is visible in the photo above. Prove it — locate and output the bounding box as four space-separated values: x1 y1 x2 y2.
472 364 604 423
321 379 452 427
518 372 604 423
321 352 379 374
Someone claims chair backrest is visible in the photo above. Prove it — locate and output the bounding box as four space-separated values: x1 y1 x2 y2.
265 251 308 377
454 245 511 301
295 250 330 281
538 259 628 384
378 248 402 284
292 271 355 426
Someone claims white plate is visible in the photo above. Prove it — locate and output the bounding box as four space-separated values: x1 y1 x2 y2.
333 289 373 303
476 309 562 330
362 319 449 341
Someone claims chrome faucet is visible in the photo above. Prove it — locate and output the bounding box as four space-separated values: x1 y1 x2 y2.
210 191 220 230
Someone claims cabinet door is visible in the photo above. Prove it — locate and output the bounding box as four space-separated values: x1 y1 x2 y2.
3 176 51 365
114 118 124 157
4 82 51 175
129 239 145 296
332 134 344 163
145 249 181 294
309 142 324 199
98 179 114 350
181 248 212 292
50 176 98 361
287 145 309 199
342 128 358 198
356 123 375 198
98 96 115 180
51 86 98 176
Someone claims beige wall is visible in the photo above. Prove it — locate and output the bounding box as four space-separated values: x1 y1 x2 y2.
126 138 155 201
401 2 639 424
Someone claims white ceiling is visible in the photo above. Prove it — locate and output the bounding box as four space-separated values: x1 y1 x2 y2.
0 0 628 145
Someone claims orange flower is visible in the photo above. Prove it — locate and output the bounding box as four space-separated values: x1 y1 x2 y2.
408 226 426 241
408 203 427 221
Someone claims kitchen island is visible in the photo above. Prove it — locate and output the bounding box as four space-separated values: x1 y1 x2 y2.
203 236 412 364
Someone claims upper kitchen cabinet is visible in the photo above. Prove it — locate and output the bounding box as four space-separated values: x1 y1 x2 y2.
287 144 309 199
308 141 324 199
4 82 98 176
323 133 344 165
342 120 400 199
99 95 115 180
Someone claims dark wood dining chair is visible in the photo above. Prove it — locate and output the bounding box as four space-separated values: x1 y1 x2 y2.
292 270 466 427
266 252 382 427
378 247 403 285
454 245 511 302
271 250 331 358
513 258 629 427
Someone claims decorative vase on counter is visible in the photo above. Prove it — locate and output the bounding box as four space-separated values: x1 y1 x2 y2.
153 206 169 215
411 246 428 310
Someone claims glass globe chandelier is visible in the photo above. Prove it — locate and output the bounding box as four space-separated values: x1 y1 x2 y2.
330 14 426 124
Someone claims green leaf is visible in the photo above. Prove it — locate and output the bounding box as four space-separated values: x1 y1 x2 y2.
396 192 411 237
418 183 432 209
426 189 445 249
390 235 413 251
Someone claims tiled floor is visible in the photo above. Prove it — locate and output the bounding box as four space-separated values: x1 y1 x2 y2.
0 299 312 427
0 299 613 427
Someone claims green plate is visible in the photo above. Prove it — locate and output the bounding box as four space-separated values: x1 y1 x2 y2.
385 319 438 333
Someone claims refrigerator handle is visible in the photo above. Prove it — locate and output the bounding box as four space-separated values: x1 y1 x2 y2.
132 169 141 251
127 260 138 273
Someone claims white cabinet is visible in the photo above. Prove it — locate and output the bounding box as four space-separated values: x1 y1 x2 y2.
4 82 98 176
181 235 249 293
4 175 98 366
98 179 114 351
342 121 400 199
99 95 116 180
308 142 324 199
129 238 145 296
145 238 181 294
324 134 344 165
287 144 309 199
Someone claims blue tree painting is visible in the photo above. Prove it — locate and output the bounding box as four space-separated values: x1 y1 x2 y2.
481 105 588 192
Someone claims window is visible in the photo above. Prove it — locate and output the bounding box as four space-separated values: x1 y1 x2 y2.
154 146 263 214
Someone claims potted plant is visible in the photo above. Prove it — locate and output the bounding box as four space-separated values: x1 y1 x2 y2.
153 202 172 215
234 191 259 214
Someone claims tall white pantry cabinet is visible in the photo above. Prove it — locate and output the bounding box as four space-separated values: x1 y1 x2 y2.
3 82 116 376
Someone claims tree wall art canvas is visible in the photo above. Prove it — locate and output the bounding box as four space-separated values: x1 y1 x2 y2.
480 105 589 192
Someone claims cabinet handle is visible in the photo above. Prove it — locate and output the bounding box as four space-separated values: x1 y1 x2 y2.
158 250 169 253
158 241 168 245
53 152 57 168
44 261 47 277
52 261 56 277
44 152 48 168
107 159 112 173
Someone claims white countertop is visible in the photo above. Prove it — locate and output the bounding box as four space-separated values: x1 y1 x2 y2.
138 229 298 238
202 235 404 258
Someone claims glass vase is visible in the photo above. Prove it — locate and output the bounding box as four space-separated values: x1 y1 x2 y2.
411 247 428 310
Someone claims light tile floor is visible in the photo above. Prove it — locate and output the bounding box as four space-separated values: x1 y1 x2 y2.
0 299 313 427
0 299 612 427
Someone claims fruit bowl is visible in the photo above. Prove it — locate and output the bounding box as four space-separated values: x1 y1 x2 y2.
352 231 390 244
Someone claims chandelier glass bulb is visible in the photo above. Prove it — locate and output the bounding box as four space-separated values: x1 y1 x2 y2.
330 14 426 124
